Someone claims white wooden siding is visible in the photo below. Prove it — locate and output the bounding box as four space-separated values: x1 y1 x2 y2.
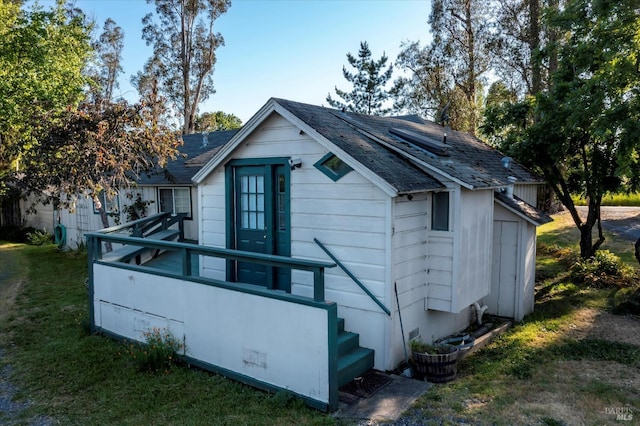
488 203 538 321
389 195 427 368
514 183 541 206
22 185 199 248
198 113 391 369
391 194 427 305
93 264 332 406
454 189 493 310
425 235 454 311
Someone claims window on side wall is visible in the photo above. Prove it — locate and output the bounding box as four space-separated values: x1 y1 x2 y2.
93 191 119 215
159 187 192 218
431 191 449 231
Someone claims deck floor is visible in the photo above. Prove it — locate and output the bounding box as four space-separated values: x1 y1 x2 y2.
143 250 199 276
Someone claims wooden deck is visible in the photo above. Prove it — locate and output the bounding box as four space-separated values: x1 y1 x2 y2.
144 249 200 276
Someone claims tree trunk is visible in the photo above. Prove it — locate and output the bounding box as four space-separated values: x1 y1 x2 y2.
547 0 559 78
578 200 605 259
95 200 113 253
528 0 541 95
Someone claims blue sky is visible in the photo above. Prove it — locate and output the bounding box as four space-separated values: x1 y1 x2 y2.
43 0 432 123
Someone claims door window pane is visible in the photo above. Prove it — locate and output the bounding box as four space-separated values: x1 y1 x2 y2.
276 174 286 231
240 174 265 230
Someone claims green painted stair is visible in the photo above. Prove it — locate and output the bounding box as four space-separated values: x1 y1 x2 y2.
336 317 375 388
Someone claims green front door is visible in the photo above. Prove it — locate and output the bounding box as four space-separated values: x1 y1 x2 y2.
228 161 290 291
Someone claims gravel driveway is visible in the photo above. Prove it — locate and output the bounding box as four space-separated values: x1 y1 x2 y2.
577 206 640 242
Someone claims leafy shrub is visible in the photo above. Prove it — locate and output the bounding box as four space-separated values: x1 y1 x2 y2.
123 192 155 222
26 228 53 245
611 286 640 315
570 250 637 288
409 338 456 355
125 327 185 373
0 225 36 243
538 242 579 267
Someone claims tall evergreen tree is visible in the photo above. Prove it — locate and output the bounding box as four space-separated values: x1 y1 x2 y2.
141 0 231 134
326 41 393 115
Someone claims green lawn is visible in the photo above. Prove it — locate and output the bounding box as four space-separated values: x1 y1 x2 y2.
394 214 640 425
1 211 638 424
0 244 334 425
573 192 640 207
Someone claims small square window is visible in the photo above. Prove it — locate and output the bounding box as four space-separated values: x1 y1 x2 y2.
314 153 352 182
431 192 449 231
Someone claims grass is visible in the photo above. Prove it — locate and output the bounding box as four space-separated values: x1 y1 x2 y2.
396 213 640 425
573 192 640 207
1 206 639 424
0 243 334 425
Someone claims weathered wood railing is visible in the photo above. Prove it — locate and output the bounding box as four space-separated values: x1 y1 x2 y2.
97 211 186 239
85 232 336 302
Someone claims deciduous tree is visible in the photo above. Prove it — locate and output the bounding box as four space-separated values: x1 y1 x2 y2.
194 111 242 131
17 100 181 233
0 0 92 194
393 0 492 134
482 0 640 258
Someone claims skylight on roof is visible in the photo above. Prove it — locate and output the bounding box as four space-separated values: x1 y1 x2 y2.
390 128 450 157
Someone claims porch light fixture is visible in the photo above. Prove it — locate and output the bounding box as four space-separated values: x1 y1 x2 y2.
288 158 302 170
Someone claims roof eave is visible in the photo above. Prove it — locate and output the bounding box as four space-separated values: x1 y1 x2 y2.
193 98 400 197
494 194 553 226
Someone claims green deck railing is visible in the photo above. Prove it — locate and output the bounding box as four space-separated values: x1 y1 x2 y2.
86 231 335 303
97 211 186 239
314 238 390 316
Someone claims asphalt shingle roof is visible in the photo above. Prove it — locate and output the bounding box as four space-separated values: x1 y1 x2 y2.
273 98 543 191
138 130 238 185
495 191 553 225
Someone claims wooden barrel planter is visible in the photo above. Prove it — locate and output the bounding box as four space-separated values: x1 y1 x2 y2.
435 334 476 360
410 344 459 383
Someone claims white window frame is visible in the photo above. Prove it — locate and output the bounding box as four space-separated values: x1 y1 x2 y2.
93 191 119 215
431 191 450 231
158 187 192 219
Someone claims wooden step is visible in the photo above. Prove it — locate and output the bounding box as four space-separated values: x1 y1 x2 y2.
337 331 360 357
337 347 375 388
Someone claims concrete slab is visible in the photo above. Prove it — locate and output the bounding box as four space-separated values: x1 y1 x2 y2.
334 374 431 423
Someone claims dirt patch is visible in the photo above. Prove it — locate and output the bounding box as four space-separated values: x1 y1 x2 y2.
0 244 25 322
563 307 640 346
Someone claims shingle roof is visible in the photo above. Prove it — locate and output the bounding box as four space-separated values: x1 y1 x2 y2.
138 130 238 185
273 98 543 191
495 192 553 226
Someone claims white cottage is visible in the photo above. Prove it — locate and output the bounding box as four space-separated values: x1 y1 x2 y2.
15 130 237 247
86 98 550 410
191 98 551 372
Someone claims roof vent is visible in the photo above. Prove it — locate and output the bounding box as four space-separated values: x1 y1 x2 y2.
501 156 512 169
389 128 450 156
202 132 209 148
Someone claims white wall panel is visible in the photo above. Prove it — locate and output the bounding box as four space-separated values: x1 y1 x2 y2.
93 264 332 405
